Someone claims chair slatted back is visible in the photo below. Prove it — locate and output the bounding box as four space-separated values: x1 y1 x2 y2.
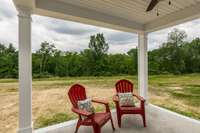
68 84 87 108
115 79 133 93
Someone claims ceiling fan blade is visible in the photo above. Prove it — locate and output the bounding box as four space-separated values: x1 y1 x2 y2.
146 0 159 12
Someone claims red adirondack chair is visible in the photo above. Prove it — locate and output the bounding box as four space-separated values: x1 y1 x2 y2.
113 79 146 128
68 84 115 133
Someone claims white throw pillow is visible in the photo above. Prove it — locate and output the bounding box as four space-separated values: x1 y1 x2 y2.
77 98 95 119
118 92 135 107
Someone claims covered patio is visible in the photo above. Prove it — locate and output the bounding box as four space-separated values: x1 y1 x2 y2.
12 0 200 133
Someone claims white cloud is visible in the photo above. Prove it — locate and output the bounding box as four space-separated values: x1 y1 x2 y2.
109 43 137 54
0 0 18 48
148 19 200 50
32 15 138 53
0 0 200 53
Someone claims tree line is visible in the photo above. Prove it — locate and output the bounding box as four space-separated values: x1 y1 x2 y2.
0 28 200 78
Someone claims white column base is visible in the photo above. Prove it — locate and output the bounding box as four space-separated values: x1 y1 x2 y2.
18 126 33 133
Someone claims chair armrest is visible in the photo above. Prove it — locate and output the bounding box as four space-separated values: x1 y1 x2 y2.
113 95 119 102
133 93 145 109
92 98 110 112
133 93 145 102
92 98 109 105
72 108 93 117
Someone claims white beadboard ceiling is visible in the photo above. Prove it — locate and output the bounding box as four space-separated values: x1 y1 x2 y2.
13 0 200 32
58 0 200 24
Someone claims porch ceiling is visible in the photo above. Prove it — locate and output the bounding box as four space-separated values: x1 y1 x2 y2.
13 0 200 33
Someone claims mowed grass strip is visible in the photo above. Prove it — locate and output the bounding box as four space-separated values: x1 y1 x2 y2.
0 74 200 133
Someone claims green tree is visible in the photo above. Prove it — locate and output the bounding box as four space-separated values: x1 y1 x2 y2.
167 28 187 45
157 29 187 74
0 43 18 78
183 38 200 73
148 49 161 74
36 41 56 74
89 33 109 59
1 28 200 78
127 48 138 74
87 33 109 76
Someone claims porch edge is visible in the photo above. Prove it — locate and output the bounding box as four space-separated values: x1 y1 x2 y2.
149 104 200 124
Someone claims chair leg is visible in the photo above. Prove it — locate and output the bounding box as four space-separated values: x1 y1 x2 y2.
110 117 115 131
117 113 122 128
93 124 101 133
74 122 81 133
96 126 101 133
92 124 96 133
142 113 146 127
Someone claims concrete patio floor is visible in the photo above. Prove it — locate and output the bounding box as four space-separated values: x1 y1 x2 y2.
35 104 200 133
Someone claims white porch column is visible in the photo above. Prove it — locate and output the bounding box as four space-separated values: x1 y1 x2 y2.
138 32 148 101
18 7 32 133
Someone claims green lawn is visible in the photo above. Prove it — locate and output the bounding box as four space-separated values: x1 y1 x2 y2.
0 74 200 133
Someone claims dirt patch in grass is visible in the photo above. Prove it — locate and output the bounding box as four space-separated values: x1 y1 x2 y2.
0 91 18 133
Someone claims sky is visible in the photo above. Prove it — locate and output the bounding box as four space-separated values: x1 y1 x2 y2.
0 0 200 53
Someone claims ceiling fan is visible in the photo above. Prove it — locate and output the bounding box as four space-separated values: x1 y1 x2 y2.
146 0 171 12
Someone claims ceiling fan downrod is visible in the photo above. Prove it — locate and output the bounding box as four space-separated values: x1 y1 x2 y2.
169 0 171 5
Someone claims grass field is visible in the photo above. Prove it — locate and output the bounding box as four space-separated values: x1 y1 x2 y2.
0 74 200 133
